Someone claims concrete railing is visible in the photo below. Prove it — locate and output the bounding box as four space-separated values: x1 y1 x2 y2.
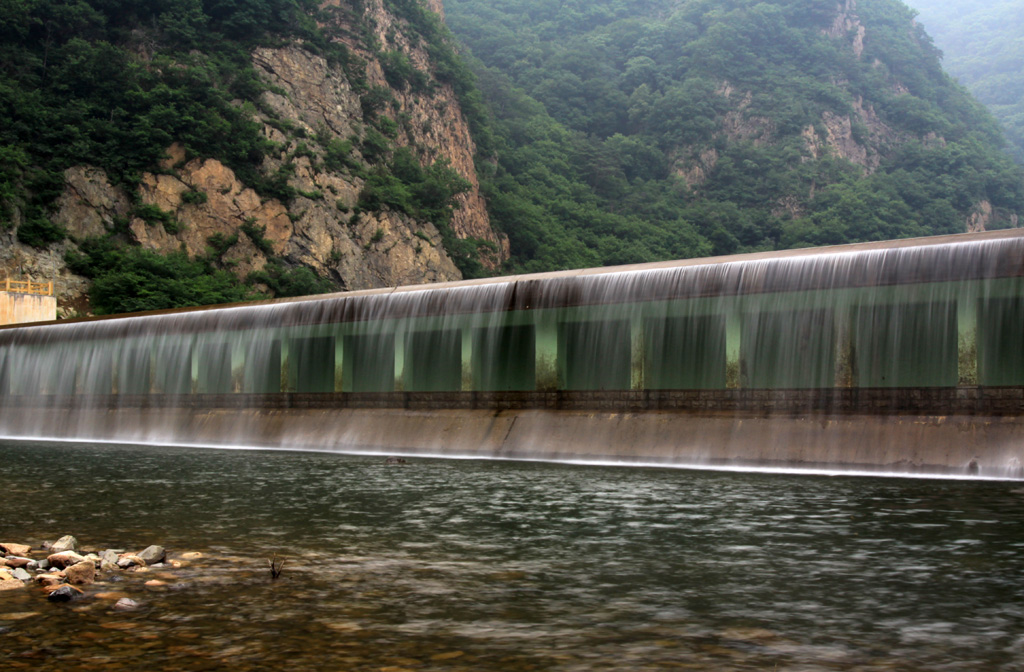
3 279 53 296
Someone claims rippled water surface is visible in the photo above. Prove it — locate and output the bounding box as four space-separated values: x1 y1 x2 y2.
2 440 1024 670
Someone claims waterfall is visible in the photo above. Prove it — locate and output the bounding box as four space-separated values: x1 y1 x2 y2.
2 230 1023 477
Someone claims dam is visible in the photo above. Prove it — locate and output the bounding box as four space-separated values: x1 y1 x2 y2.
1 229 1023 476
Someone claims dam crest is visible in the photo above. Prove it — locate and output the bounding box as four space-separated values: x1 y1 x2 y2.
2 230 1024 477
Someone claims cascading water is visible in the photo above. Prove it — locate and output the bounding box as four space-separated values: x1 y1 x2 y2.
1 230 1023 477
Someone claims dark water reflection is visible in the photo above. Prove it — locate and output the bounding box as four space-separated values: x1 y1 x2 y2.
2 440 1024 670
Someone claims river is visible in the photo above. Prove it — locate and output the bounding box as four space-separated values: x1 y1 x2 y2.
1 439 1022 670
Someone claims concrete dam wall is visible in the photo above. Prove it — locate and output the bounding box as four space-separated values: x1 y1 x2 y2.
2 230 1023 477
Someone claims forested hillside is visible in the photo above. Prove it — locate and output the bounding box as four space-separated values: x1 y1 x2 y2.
1 0 1022 316
447 0 1024 270
0 0 506 315
909 0 1024 163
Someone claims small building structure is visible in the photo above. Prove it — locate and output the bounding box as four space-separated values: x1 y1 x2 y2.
0 279 56 326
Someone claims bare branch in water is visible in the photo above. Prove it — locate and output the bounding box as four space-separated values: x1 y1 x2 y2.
268 553 286 579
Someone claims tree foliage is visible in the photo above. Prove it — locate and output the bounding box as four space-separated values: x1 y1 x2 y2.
446 0 1024 269
66 237 256 314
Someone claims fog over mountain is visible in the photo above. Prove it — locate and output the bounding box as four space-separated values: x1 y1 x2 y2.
907 0 1024 162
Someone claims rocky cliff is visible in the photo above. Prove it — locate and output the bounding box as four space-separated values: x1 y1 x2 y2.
0 0 507 316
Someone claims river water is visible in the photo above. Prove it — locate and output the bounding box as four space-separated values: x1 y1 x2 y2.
1 440 1023 671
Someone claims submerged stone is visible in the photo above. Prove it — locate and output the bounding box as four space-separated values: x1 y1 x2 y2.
112 597 141 611
34 574 64 587
47 585 83 602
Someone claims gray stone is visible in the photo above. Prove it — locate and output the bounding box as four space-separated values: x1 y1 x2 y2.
50 536 78 553
99 550 120 565
136 545 166 565
10 568 31 581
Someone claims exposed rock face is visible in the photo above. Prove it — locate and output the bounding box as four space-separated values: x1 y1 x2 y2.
967 200 992 233
252 44 474 289
827 0 866 58
6 0 506 316
802 97 897 173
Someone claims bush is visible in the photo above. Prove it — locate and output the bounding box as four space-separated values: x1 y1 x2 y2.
17 217 67 248
66 238 255 314
248 261 335 298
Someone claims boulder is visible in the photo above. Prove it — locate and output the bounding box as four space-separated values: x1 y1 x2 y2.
0 543 32 556
137 545 166 565
47 551 85 569
49 536 78 553
3 557 31 569
0 570 13 581
64 561 96 586
99 550 120 566
0 580 25 592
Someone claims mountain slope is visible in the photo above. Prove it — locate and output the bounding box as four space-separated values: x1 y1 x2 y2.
908 0 1024 163
0 0 507 315
446 0 1024 270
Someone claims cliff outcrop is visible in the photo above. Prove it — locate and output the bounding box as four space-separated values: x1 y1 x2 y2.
1 0 507 316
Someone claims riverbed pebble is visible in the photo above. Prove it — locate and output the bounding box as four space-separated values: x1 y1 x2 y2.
9 567 32 582
117 554 147 569
50 535 78 553
0 543 32 556
64 560 96 586
137 545 167 564
0 535 249 619
47 551 85 569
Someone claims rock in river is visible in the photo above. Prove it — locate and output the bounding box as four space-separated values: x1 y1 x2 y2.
64 561 96 586
50 535 78 553
47 551 86 569
137 545 166 565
